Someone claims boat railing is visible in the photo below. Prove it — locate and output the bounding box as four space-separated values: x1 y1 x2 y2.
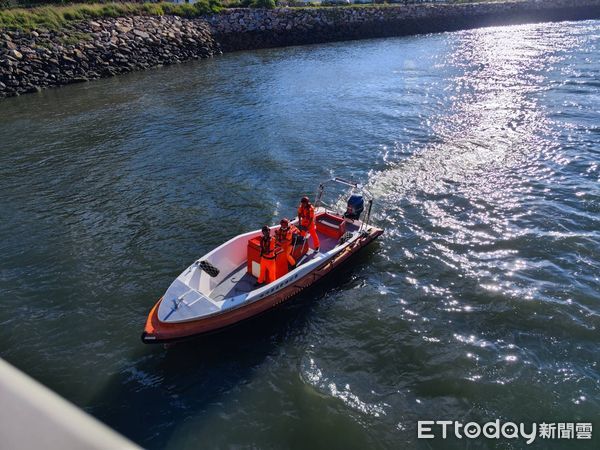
314 177 375 232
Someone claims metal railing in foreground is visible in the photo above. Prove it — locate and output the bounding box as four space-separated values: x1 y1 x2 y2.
0 358 140 450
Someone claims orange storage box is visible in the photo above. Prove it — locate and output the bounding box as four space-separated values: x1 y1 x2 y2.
315 213 346 239
247 236 288 280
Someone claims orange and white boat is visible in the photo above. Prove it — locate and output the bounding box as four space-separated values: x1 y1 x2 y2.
142 178 383 344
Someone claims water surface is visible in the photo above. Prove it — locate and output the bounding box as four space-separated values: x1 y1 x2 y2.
0 19 599 449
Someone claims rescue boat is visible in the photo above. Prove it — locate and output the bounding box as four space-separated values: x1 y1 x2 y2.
142 178 383 344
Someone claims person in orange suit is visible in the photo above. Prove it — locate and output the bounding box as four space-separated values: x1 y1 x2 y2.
298 196 320 252
276 218 299 267
258 225 277 285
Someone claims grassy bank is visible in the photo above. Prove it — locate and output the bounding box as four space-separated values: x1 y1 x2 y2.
0 0 572 32
0 1 222 31
0 0 516 32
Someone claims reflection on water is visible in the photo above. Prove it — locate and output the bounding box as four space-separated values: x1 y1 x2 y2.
0 20 599 449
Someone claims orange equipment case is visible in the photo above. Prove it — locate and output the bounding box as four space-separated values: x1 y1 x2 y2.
247 234 310 280
315 212 346 239
247 236 288 280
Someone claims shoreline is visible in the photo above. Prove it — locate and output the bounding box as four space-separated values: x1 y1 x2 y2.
1 0 600 98
209 1 600 52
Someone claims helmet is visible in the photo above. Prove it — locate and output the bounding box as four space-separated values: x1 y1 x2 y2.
262 225 270 234
300 196 310 204
280 218 289 228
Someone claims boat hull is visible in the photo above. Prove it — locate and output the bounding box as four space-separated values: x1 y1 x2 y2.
142 227 383 344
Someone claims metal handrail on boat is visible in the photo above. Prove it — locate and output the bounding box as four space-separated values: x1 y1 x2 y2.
313 177 375 232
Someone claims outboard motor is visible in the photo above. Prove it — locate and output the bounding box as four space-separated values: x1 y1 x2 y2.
344 194 364 220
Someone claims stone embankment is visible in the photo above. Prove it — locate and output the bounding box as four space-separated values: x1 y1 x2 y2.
0 16 219 96
207 0 600 51
1 0 600 97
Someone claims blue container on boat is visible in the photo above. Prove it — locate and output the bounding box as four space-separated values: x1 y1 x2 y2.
345 195 364 220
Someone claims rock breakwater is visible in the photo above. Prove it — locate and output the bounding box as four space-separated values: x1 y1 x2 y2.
209 0 600 51
1 0 600 97
0 16 219 96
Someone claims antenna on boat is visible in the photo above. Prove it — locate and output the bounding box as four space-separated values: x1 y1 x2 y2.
361 199 373 233
314 183 325 208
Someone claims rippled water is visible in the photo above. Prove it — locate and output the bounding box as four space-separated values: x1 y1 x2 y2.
1 20 599 449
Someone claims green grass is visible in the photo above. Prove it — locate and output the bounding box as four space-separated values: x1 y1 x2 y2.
0 1 222 31
0 0 516 31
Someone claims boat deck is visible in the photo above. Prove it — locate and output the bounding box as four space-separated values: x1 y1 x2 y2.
210 266 255 302
209 230 343 301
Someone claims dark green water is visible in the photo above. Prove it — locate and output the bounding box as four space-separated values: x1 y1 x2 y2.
1 20 599 449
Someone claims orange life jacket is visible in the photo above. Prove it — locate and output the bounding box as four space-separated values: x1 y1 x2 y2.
276 224 298 245
260 235 276 259
298 204 315 228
